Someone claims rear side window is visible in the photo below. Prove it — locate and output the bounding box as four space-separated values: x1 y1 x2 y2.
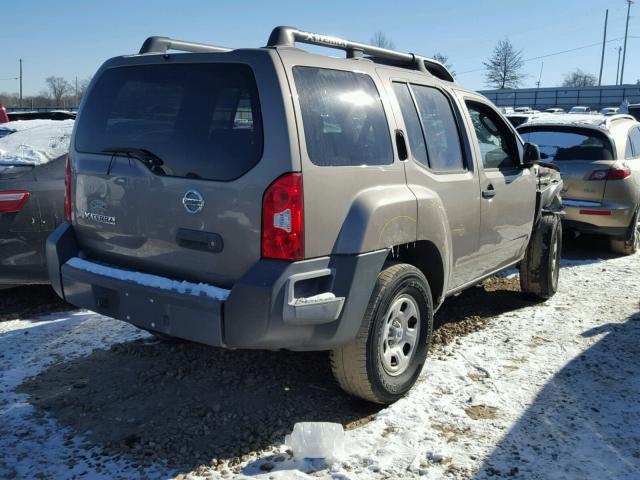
628 127 640 159
76 63 263 181
392 83 428 166
627 136 635 159
293 67 392 166
518 127 614 162
411 85 465 171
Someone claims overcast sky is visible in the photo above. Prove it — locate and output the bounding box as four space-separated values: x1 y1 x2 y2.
1 0 638 95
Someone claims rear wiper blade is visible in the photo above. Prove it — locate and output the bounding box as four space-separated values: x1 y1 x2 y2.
102 147 164 167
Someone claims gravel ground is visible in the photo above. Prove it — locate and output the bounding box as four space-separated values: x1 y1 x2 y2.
1 235 638 479
15 274 522 475
0 284 70 321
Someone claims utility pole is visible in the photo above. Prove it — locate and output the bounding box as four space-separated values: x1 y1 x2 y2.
620 0 634 85
616 46 622 85
598 9 608 86
536 62 544 88
75 76 78 107
19 59 23 108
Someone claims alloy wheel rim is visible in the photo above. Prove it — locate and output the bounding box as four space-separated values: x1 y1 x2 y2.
379 294 420 376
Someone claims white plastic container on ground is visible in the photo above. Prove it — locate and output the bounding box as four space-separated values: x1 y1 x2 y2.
285 422 345 460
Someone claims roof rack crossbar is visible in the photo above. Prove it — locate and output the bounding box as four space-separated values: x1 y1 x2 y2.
139 36 231 55
267 26 454 82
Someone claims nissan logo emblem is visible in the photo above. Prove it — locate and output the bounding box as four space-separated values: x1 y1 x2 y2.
182 190 205 214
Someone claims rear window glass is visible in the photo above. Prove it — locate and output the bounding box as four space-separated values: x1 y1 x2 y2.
293 66 392 166
75 63 263 181
519 128 614 161
629 127 640 159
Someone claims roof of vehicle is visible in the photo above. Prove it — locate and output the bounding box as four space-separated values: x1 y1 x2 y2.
517 113 638 132
0 119 67 134
132 27 457 83
0 119 74 166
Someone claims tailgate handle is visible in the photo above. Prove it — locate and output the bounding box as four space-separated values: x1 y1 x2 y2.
176 228 223 253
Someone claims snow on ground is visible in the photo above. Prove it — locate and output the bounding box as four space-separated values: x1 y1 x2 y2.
0 119 74 165
0 251 639 479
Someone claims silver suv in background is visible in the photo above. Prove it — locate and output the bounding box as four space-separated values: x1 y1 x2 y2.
47 27 563 404
519 114 640 254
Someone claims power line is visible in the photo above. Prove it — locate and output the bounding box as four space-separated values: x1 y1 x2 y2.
457 35 633 76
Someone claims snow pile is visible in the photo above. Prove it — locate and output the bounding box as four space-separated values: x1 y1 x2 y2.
294 292 337 305
0 119 67 134
0 119 74 165
65 257 230 301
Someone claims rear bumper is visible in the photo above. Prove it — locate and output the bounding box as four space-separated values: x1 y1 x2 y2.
562 198 635 237
47 223 387 350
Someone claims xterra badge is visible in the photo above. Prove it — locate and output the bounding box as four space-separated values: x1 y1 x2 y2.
84 199 116 225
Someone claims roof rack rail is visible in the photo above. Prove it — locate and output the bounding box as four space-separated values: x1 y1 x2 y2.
139 36 231 55
600 114 636 128
266 26 455 82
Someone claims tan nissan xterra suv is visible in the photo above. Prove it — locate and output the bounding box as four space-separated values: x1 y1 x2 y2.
47 27 563 404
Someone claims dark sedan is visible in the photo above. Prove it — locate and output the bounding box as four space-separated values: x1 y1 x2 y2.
0 120 73 285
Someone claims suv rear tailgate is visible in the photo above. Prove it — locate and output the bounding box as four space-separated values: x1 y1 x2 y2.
70 51 297 288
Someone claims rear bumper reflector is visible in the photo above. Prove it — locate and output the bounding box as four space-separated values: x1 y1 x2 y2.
579 209 611 216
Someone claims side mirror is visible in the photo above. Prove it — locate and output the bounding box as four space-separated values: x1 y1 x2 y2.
522 142 540 168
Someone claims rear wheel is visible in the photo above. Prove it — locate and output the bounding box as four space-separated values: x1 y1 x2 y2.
520 214 562 300
330 263 433 405
610 211 639 255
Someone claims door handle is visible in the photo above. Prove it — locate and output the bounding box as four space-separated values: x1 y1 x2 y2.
482 184 496 199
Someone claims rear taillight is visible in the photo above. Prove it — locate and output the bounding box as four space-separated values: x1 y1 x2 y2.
64 155 72 222
589 167 631 180
0 190 30 213
261 173 304 260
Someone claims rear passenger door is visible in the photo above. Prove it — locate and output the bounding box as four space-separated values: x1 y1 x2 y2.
382 72 483 289
463 98 536 274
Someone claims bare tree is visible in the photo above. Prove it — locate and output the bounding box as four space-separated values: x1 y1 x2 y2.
562 69 597 87
370 31 394 49
77 76 93 102
432 53 455 77
483 38 526 89
45 76 72 105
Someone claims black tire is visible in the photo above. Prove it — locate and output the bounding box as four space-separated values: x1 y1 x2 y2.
610 210 639 255
520 214 562 300
330 263 433 405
